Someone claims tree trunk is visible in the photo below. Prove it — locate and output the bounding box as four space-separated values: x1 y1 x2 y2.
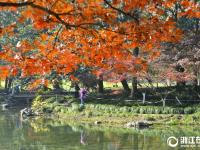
175 64 185 89
97 74 104 93
74 83 80 98
131 77 138 99
121 79 131 93
131 47 139 99
193 70 200 87
53 82 61 90
5 77 13 93
166 79 171 87
195 18 199 33
7 78 13 90
98 79 104 93
52 77 62 93
5 77 8 90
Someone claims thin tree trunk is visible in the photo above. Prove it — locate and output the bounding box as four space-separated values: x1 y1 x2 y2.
121 79 131 93
5 77 13 93
195 18 199 34
7 78 13 90
175 64 185 89
166 79 171 87
5 77 8 90
131 47 139 99
74 83 80 98
97 74 104 93
194 70 200 87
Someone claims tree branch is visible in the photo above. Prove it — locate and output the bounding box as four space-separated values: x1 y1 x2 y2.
0 1 33 7
53 25 63 49
0 1 134 33
0 2 76 28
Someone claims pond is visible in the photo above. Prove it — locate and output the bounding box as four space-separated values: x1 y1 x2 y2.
0 107 200 150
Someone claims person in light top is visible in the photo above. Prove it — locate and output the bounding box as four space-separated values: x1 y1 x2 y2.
79 88 88 106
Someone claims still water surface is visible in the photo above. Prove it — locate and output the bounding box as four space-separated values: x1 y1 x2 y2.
0 107 199 150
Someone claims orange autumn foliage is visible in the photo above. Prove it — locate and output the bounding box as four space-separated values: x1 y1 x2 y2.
0 0 199 83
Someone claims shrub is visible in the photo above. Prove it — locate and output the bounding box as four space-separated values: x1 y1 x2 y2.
32 95 45 111
184 107 195 114
54 106 61 112
60 108 67 113
43 107 53 113
155 108 162 114
86 111 93 117
139 108 146 114
71 104 80 112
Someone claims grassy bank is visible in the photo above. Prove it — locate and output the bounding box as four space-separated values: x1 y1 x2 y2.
31 95 200 127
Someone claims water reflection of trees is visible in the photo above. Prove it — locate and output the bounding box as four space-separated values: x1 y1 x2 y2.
26 118 200 150
1 112 200 150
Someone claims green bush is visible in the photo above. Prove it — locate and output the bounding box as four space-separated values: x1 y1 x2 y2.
54 106 61 112
60 108 67 113
46 97 56 103
146 107 155 114
184 107 195 114
120 107 130 113
131 107 140 113
155 108 162 114
71 104 80 112
139 108 146 114
86 111 93 117
43 107 53 113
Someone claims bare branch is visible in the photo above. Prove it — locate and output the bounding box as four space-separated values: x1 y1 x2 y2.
0 1 33 7
53 25 63 49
